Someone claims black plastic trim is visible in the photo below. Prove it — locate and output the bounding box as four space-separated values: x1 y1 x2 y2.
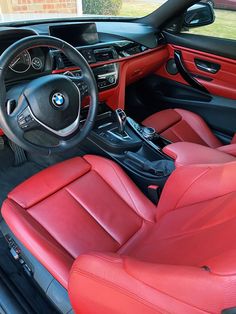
191 73 213 82
222 308 236 314
165 32 236 61
139 0 197 28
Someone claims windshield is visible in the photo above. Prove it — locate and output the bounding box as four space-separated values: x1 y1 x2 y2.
0 0 167 24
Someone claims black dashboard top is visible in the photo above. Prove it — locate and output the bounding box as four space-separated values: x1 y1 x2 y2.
0 21 163 84
26 21 159 49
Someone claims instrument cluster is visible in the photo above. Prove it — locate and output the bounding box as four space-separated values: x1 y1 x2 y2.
8 48 46 75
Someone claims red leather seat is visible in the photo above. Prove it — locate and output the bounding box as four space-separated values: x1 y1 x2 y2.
2 155 236 313
143 108 223 148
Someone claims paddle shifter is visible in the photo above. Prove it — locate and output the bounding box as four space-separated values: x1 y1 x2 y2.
115 108 127 134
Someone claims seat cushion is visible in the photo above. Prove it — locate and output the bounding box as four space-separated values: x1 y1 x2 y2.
2 155 156 289
142 108 222 148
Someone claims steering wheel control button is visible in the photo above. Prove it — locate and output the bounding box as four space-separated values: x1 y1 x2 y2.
52 92 65 108
18 108 35 129
77 81 88 96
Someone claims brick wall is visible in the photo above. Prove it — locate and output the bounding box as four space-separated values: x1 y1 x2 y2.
1 0 78 14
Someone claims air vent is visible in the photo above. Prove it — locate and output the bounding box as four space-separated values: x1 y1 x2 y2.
94 48 116 62
60 53 75 68
157 32 166 45
59 50 96 67
125 45 143 55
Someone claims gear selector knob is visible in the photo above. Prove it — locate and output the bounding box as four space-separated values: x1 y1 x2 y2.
115 108 127 134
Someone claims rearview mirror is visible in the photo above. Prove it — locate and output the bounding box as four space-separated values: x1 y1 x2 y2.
184 2 215 28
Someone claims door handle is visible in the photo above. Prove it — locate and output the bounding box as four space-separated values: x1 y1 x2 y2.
195 58 221 74
196 63 217 74
174 50 209 94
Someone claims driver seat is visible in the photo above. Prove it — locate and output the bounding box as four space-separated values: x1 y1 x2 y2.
2 155 236 313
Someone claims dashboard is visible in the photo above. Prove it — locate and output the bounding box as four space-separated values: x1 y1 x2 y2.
0 21 167 110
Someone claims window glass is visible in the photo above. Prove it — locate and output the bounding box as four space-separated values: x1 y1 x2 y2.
0 0 167 23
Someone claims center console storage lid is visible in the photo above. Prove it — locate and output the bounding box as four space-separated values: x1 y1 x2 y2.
163 142 235 167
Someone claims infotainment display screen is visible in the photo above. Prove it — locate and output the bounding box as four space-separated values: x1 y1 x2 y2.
49 23 99 46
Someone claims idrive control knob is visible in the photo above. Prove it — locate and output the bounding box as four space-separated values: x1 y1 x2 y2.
142 127 156 141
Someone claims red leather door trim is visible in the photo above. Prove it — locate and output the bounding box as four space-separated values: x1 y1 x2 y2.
157 44 236 99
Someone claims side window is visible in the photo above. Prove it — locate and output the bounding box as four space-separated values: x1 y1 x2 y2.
183 1 236 40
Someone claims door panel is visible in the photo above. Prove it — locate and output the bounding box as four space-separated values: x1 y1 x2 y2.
157 43 236 99
127 31 236 143
146 32 236 142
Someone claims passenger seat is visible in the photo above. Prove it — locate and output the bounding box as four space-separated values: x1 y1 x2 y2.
142 108 236 158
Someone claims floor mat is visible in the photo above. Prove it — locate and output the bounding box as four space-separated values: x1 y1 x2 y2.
0 162 43 207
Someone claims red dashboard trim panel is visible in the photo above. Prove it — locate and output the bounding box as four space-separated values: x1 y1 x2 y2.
52 46 169 111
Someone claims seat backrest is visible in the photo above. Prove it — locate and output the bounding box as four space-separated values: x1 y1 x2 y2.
157 161 236 220
155 161 236 274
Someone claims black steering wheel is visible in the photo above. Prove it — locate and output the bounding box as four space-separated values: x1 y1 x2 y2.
0 35 99 155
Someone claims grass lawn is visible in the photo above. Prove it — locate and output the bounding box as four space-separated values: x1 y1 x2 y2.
187 9 236 40
120 1 158 17
120 1 236 41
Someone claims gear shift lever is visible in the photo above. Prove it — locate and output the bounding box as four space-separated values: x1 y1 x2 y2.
115 109 127 134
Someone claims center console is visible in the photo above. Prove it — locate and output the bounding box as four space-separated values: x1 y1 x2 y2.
93 63 119 91
83 107 175 201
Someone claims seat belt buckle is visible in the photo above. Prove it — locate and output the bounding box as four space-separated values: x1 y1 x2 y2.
148 185 161 204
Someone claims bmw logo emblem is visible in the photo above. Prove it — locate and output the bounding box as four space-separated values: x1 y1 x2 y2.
52 92 65 107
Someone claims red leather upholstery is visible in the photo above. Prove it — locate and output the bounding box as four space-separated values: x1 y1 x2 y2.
69 160 236 313
143 108 222 148
231 133 236 144
3 155 236 313
218 144 236 157
2 155 156 289
163 142 235 167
